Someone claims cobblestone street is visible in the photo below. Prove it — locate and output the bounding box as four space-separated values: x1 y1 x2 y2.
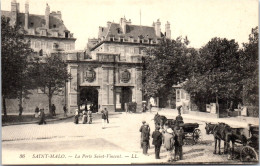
2 109 249 164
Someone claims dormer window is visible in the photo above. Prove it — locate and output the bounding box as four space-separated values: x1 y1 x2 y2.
110 37 114 42
102 28 104 32
30 22 34 27
120 38 124 42
65 32 69 38
149 39 152 44
140 40 143 44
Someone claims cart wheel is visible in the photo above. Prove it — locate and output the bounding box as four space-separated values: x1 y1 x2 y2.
193 129 201 144
240 146 258 162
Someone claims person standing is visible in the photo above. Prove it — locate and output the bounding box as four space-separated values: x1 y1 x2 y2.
152 126 163 159
82 110 88 124
74 109 79 124
140 123 150 155
63 104 67 117
104 108 109 123
38 109 47 125
101 110 107 129
176 106 184 127
139 121 146 148
148 102 152 113
35 106 40 118
164 128 175 162
174 126 184 160
52 104 56 116
87 109 92 124
125 103 129 113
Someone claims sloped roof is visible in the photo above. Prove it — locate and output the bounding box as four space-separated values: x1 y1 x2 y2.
103 23 158 41
2 10 70 38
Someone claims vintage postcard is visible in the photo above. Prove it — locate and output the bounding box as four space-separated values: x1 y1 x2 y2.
1 0 259 165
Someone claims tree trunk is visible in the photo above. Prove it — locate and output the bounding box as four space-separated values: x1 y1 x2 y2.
2 95 7 117
48 87 53 116
49 95 53 116
18 90 23 116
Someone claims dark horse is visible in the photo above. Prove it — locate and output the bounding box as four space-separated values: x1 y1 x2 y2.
154 113 167 129
205 122 247 157
205 122 229 155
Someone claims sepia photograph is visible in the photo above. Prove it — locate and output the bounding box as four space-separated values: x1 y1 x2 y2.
1 0 259 164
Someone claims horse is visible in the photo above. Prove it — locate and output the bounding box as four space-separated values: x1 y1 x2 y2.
205 122 247 157
205 122 229 155
154 113 167 129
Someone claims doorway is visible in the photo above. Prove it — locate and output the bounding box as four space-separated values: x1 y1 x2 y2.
121 87 132 111
80 87 98 113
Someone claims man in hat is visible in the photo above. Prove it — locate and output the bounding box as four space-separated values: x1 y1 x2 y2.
152 126 163 159
174 125 184 160
140 123 150 155
164 128 175 162
176 105 184 127
139 120 146 148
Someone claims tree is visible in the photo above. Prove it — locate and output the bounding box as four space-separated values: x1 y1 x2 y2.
33 54 71 115
1 16 33 116
240 27 258 106
142 37 192 104
183 37 242 111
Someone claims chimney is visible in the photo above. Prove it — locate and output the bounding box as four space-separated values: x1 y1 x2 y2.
24 1 29 29
107 21 111 28
45 3 50 29
11 0 18 26
155 19 161 37
120 17 127 34
165 21 171 39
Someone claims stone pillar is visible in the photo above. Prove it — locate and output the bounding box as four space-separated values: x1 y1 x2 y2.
136 68 142 112
68 64 78 114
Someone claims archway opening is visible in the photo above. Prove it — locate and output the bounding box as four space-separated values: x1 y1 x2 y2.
80 87 98 113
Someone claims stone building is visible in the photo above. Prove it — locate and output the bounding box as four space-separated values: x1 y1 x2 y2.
2 0 76 113
64 17 171 113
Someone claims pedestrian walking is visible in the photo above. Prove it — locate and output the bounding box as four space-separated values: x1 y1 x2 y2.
104 108 109 123
63 104 67 117
87 109 92 124
51 104 56 116
35 106 40 118
152 126 163 159
82 110 88 124
140 123 150 155
74 109 79 124
38 109 47 125
174 126 184 161
101 110 107 129
164 128 175 162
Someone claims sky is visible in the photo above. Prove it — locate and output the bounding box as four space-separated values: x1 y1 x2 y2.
1 0 258 50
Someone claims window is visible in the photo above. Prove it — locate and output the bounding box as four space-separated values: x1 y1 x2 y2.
134 47 139 54
35 41 40 48
149 39 152 44
65 32 69 38
120 38 124 42
53 24 56 28
181 90 185 99
110 37 114 41
30 22 34 27
176 89 180 101
101 28 104 32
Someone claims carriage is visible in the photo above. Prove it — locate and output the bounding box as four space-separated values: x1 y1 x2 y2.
165 119 202 145
239 125 259 162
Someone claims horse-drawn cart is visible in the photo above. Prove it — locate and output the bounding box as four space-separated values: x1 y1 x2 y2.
239 125 259 162
166 119 201 144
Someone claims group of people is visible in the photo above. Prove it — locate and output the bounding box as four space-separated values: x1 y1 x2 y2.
74 107 109 129
34 106 47 125
139 106 184 162
142 102 152 113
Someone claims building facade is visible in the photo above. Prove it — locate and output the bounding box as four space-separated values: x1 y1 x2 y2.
2 0 76 113
64 17 171 113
